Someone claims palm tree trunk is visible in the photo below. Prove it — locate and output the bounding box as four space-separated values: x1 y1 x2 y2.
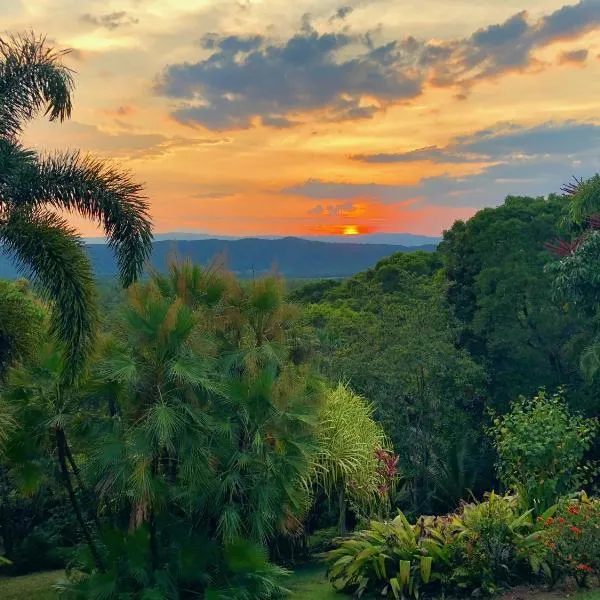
55 428 105 572
64 438 102 529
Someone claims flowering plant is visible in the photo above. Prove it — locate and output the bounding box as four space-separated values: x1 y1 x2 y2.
541 493 600 587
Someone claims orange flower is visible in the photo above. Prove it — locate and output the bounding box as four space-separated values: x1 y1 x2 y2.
545 518 554 526
576 563 594 573
568 505 580 515
557 517 565 524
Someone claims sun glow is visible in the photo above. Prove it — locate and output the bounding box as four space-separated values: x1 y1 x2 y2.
343 225 360 236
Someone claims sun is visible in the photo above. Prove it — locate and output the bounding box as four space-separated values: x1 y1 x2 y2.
342 225 360 236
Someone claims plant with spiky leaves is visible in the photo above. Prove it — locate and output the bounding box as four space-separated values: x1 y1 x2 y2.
0 32 152 382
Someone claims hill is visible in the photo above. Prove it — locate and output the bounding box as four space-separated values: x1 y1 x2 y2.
0 237 437 279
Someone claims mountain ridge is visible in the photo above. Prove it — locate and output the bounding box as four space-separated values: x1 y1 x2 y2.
0 236 437 279
84 232 441 247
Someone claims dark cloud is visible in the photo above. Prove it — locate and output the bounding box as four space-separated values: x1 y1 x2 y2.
329 6 354 23
80 11 139 31
353 121 600 164
558 48 589 65
156 1 600 131
352 146 482 164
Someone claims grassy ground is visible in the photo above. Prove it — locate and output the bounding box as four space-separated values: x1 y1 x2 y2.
0 570 63 600
1 568 599 599
288 564 340 599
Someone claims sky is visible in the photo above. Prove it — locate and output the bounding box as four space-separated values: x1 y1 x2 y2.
6 0 600 238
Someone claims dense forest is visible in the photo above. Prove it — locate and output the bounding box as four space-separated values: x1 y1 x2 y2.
2 33 600 600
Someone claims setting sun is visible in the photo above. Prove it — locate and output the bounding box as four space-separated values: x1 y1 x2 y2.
343 225 360 236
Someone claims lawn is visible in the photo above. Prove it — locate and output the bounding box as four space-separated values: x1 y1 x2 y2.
1 568 599 599
0 570 63 600
288 564 340 599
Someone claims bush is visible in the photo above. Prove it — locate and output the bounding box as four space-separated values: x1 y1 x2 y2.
488 389 598 513
541 493 600 587
451 492 540 595
325 512 452 599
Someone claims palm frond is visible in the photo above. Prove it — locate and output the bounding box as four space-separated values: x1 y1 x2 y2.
0 209 96 382
0 32 74 139
21 151 152 285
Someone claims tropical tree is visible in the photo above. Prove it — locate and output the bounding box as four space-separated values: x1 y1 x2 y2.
49 262 323 598
312 383 392 534
0 32 152 381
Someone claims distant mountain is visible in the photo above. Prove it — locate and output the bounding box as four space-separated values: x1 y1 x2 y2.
84 232 441 247
0 237 437 279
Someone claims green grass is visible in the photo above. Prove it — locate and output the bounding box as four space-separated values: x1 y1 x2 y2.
0 570 62 600
288 564 340 599
1 568 598 599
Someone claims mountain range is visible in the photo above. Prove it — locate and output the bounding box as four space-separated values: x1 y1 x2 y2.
84 232 441 247
0 236 438 279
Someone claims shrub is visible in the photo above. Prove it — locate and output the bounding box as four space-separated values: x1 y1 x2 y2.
451 492 539 595
541 493 600 587
488 389 598 513
325 512 451 599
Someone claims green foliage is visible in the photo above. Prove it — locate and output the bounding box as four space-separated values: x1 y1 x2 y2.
296 252 488 515
488 389 598 512
451 492 538 594
0 32 152 382
540 493 600 587
440 195 590 411
312 384 393 530
325 512 448 599
8 262 322 598
0 279 45 380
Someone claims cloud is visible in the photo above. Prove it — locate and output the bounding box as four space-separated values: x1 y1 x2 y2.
558 48 589 65
286 155 600 208
155 1 600 131
192 191 233 199
352 146 482 164
307 201 357 216
287 120 600 208
41 121 230 159
100 105 137 118
329 6 353 23
352 121 600 164
80 11 139 31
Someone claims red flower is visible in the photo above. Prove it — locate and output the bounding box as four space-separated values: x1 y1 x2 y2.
557 517 565 524
570 526 583 535
568 505 580 515
576 563 594 573
545 518 554 526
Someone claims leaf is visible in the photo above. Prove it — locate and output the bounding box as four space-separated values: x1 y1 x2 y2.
389 577 401 600
420 556 432 584
399 560 411 587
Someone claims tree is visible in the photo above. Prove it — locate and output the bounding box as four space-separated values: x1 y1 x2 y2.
312 384 393 534
42 262 323 598
0 33 152 381
547 175 600 383
488 388 598 512
440 195 591 411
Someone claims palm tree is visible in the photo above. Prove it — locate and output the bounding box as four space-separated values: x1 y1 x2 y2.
0 32 152 382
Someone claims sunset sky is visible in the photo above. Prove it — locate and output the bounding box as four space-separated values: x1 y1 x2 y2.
5 0 600 237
